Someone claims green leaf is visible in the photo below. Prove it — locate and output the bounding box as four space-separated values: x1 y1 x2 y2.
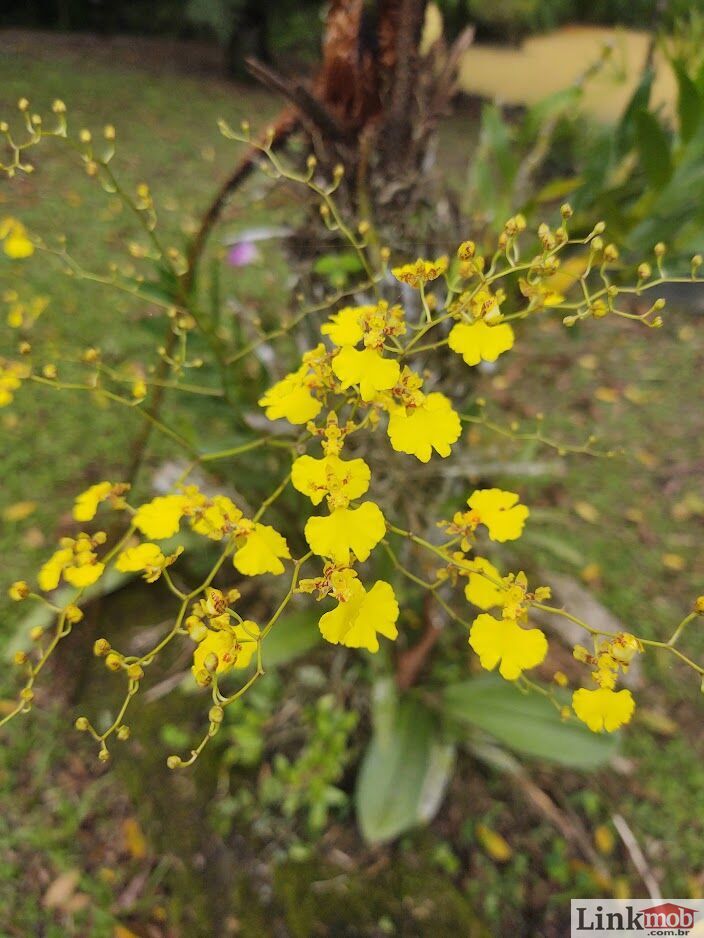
356 698 455 844
634 110 673 190
615 68 654 157
534 176 584 204
443 675 617 770
263 609 321 668
674 61 702 144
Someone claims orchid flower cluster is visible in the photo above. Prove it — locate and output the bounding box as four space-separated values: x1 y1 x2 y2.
2 99 703 767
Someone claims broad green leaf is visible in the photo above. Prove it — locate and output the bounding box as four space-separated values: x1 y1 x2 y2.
634 110 673 190
444 675 617 770
356 698 455 844
674 61 702 145
264 609 321 668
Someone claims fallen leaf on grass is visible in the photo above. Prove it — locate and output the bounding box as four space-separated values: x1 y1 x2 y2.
44 869 81 909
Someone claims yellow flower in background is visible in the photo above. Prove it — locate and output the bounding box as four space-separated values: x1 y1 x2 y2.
448 320 515 366
1 217 34 259
463 556 505 610
572 687 635 732
291 453 371 506
321 305 368 346
386 392 461 462
0 359 29 407
38 535 106 591
469 612 548 680
191 621 260 684
115 542 182 583
233 522 290 576
392 256 448 288
259 367 322 424
332 346 400 401
73 481 114 522
467 488 528 542
134 494 188 539
191 495 242 540
318 579 399 653
305 501 385 564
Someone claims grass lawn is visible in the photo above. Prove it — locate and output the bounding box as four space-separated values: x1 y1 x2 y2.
1 31 703 935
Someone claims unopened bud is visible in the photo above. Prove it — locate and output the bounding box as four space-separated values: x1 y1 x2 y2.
209 705 225 724
654 242 666 258
98 749 110 763
167 755 182 770
94 638 111 656
695 596 704 615
9 580 29 601
64 604 83 623
75 716 89 731
603 244 619 262
105 652 122 672
117 725 131 740
127 663 144 681
637 262 651 280
560 203 573 219
457 240 476 260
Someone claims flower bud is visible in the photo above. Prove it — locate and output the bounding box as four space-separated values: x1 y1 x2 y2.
9 580 29 601
209 705 224 724
98 749 110 763
93 638 111 657
30 626 43 642
695 596 704 615
560 203 573 219
117 725 131 740
14 651 28 666
603 244 619 262
457 240 475 260
65 604 83 624
167 755 182 770
105 652 122 672
127 664 144 681
654 242 666 257
75 716 89 731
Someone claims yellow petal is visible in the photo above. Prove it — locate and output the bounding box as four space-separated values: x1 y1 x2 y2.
572 687 635 732
469 613 547 680
387 392 461 462
463 557 505 610
73 481 113 522
233 523 290 576
318 579 398 653
467 488 528 542
332 347 400 401
258 371 322 424
115 543 165 573
304 501 385 564
448 320 514 366
64 562 105 588
38 548 73 592
291 453 371 505
134 495 187 539
321 306 367 346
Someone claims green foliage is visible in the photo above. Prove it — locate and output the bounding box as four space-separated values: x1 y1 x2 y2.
356 685 455 844
444 675 617 769
465 0 573 39
467 52 704 257
260 695 358 832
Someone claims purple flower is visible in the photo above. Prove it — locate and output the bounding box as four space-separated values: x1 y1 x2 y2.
227 241 259 267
